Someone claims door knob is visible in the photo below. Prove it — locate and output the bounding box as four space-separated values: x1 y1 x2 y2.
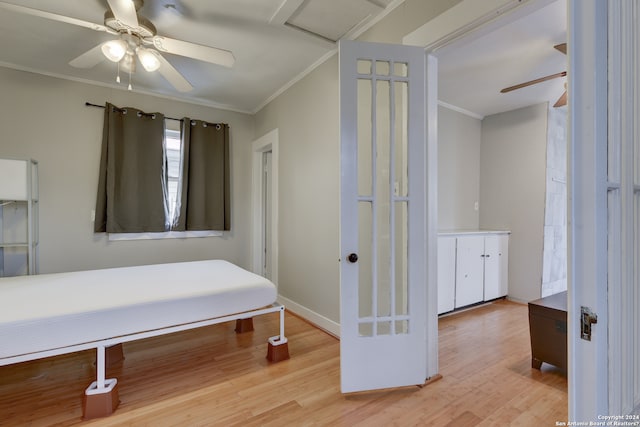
347 253 358 263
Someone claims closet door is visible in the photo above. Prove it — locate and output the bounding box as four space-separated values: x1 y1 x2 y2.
455 235 484 308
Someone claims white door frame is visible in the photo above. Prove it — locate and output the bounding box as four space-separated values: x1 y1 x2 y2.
252 129 279 287
567 0 609 420
406 0 631 421
404 0 563 389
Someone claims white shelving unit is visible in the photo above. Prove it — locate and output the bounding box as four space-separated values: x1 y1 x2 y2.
0 158 38 277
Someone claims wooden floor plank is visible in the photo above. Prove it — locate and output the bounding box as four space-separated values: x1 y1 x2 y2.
0 300 567 426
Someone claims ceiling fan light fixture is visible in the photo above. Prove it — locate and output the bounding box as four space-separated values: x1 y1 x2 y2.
120 51 136 73
137 47 161 72
101 39 127 62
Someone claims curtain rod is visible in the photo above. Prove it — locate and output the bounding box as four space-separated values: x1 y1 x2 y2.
84 102 228 128
85 102 180 121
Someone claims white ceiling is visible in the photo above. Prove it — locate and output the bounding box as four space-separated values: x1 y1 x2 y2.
0 0 395 113
0 0 566 117
437 0 567 118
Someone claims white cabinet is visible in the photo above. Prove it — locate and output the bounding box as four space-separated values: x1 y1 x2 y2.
455 235 485 308
437 236 456 314
0 158 38 277
437 232 509 314
483 234 509 301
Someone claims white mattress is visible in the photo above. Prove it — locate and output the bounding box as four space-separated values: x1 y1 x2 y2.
0 260 276 360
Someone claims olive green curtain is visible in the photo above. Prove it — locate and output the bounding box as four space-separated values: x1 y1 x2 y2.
174 119 230 231
94 103 168 233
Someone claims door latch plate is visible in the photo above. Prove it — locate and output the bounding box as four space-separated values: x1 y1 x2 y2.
581 306 598 341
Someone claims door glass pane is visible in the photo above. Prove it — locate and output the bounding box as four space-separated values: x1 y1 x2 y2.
377 321 391 336
394 81 409 197
393 62 408 77
395 201 408 316
607 189 620 314
376 60 390 76
357 79 373 197
636 194 639 292
357 59 372 75
395 320 409 334
359 322 373 337
376 79 391 318
636 122 640 185
358 201 373 318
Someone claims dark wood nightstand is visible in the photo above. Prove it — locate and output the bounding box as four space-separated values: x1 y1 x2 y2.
528 291 567 371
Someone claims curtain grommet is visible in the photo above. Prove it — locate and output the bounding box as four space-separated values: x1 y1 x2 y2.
216 124 221 130
203 123 207 128
137 111 142 117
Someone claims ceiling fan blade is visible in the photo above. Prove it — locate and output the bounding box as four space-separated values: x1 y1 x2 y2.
0 2 109 32
500 71 567 93
554 43 567 55
554 90 567 107
106 0 139 28
69 43 106 68
149 36 235 68
154 52 193 92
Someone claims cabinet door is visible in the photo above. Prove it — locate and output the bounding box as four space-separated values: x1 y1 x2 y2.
484 234 509 300
437 236 456 314
455 235 485 308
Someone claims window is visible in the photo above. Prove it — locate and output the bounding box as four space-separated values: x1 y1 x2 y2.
107 119 224 241
96 104 230 238
164 123 182 226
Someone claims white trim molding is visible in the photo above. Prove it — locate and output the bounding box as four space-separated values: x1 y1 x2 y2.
404 0 557 52
437 100 484 120
277 294 340 338
252 129 280 288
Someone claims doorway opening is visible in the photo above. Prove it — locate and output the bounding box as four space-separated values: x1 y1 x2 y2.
404 0 570 410
252 129 279 286
433 0 568 312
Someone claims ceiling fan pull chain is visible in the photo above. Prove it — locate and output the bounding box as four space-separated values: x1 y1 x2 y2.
128 68 132 91
116 61 121 83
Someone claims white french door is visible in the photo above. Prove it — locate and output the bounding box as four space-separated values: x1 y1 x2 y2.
339 40 428 393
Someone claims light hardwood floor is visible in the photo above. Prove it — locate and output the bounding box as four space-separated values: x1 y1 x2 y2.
0 300 567 426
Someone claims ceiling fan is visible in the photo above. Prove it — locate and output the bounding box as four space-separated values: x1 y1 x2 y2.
0 0 235 92
500 43 567 108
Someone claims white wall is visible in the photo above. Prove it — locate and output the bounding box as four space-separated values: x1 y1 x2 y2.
254 57 341 323
0 67 255 274
438 105 481 231
479 103 548 303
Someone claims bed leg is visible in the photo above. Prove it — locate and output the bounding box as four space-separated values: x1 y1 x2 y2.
83 346 120 419
266 306 289 362
97 343 124 367
235 318 254 333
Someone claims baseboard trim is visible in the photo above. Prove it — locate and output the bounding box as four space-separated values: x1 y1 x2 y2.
277 294 341 338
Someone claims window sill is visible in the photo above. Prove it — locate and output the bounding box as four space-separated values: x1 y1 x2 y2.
108 230 223 241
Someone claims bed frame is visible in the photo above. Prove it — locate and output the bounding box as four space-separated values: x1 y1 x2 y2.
0 261 289 419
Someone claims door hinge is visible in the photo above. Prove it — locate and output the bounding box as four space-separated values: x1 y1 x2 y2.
581 306 598 341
